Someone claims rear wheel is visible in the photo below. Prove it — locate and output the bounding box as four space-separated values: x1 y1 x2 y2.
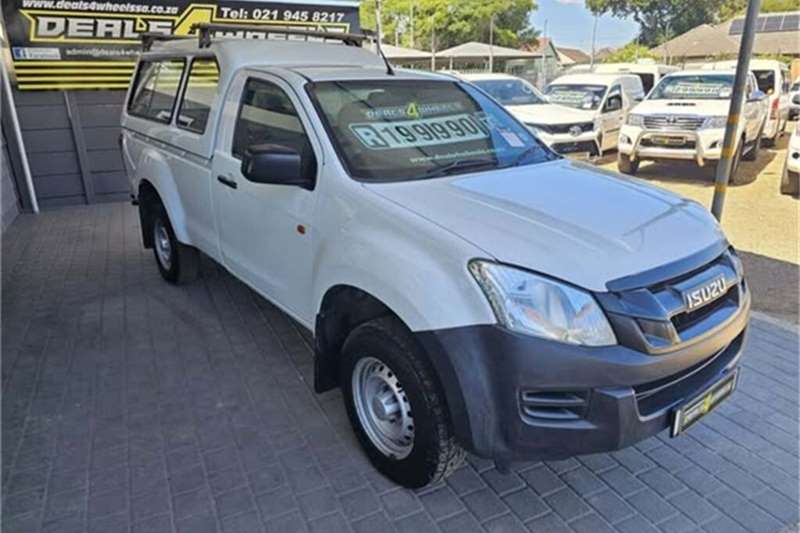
341 317 465 488
617 153 639 175
151 205 199 284
781 169 799 196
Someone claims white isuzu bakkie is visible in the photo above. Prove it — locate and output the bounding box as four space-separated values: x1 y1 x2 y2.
122 27 750 488
618 70 768 183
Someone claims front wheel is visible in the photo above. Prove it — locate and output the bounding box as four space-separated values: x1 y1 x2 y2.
341 317 465 488
742 128 762 162
725 139 749 185
617 153 639 175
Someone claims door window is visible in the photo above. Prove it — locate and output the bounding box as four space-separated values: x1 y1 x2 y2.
232 79 315 174
128 59 185 123
604 86 623 112
177 58 219 133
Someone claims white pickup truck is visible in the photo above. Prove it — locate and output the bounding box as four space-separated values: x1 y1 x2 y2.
618 70 768 183
122 27 750 488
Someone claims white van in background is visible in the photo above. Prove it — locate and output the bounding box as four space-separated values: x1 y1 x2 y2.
703 59 790 145
567 61 679 94
513 73 644 157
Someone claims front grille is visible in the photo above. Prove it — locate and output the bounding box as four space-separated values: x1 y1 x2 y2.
520 390 588 422
528 122 593 135
671 287 738 333
604 249 744 352
643 115 705 131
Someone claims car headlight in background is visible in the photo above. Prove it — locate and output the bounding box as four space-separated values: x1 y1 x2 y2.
469 261 617 346
626 113 644 127
702 116 727 129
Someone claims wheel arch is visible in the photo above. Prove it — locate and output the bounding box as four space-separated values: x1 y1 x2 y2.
313 284 473 452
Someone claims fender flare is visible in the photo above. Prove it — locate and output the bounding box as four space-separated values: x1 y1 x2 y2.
134 148 191 245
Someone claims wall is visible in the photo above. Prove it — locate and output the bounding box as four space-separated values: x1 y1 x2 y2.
13 90 129 207
1 125 20 231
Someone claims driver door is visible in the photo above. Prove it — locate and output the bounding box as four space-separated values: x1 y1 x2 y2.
600 85 624 151
211 72 319 324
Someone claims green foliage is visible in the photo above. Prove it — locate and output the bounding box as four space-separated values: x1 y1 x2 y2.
360 0 538 51
602 43 657 62
586 0 731 47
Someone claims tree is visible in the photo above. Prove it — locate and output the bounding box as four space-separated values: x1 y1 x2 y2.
585 0 729 47
602 42 656 62
360 0 538 51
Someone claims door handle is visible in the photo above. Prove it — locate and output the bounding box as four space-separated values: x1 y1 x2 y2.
217 175 237 189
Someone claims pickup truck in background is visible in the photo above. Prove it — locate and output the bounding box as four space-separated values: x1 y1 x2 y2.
618 70 768 183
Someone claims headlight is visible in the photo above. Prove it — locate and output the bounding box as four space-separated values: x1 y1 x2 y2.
702 116 727 129
469 261 617 346
626 113 644 127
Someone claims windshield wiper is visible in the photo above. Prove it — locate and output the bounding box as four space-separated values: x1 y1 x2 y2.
422 158 497 179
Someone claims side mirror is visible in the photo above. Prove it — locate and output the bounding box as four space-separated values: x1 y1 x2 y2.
748 89 767 102
241 144 314 190
605 96 623 112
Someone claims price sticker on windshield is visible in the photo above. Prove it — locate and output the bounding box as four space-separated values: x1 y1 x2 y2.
349 113 492 150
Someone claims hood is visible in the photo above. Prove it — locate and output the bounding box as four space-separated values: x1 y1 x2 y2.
508 103 596 125
633 99 732 116
367 160 726 292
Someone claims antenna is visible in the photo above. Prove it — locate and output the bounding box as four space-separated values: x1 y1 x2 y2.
362 29 395 75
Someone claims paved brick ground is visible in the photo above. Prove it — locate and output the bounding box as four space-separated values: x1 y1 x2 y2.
2 203 798 533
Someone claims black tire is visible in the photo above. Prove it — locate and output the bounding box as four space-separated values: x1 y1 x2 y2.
726 139 748 185
617 153 639 175
781 169 799 196
340 316 465 488
762 131 776 147
151 204 199 284
742 129 762 162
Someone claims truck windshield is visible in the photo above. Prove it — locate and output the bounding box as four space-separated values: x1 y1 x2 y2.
471 79 545 106
650 75 734 100
545 84 607 110
308 79 555 182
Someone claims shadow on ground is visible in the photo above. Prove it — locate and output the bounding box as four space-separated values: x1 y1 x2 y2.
739 250 800 325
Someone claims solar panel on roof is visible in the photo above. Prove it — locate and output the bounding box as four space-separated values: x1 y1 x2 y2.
728 13 799 34
782 14 800 31
763 15 783 31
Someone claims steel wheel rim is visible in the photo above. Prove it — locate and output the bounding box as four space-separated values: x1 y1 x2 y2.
352 357 414 459
154 219 172 271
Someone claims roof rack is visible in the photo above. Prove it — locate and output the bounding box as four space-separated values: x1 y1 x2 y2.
190 23 368 49
140 32 194 52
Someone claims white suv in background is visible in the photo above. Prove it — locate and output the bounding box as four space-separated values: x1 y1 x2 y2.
789 78 800 121
619 70 768 183
703 60 790 146
782 121 800 196
515 73 644 158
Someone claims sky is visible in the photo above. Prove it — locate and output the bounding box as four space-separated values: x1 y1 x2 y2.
530 0 640 52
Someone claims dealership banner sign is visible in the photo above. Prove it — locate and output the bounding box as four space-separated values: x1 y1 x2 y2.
3 0 360 90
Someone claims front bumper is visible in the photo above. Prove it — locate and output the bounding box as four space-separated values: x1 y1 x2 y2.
417 257 750 462
535 130 600 157
619 125 726 167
